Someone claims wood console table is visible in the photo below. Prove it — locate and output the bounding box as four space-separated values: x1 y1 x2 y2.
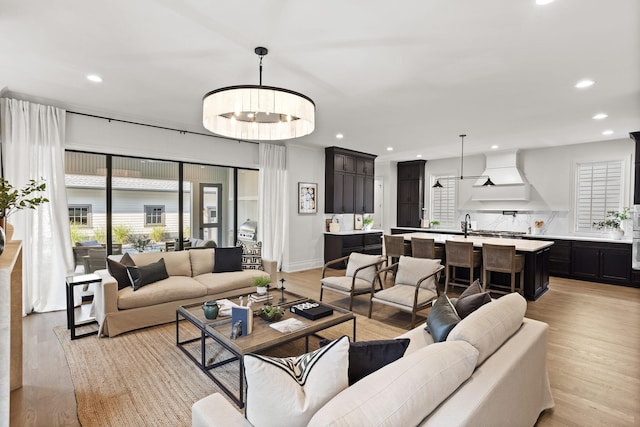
0 241 23 426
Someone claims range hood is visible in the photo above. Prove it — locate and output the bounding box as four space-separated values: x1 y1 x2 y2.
472 150 530 201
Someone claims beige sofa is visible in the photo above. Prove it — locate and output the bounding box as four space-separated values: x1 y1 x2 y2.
93 249 275 337
192 293 554 427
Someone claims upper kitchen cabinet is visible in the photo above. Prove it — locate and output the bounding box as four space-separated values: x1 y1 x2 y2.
325 147 376 213
397 160 426 227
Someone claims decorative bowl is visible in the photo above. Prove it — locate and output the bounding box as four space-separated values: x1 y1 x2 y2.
259 312 283 322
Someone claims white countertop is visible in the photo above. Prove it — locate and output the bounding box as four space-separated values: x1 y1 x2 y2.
324 228 384 235
395 232 554 252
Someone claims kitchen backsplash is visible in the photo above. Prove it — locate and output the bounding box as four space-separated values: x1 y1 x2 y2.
454 211 569 235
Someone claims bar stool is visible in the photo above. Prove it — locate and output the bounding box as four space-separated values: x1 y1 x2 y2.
444 240 482 293
482 244 525 295
383 235 408 280
411 237 444 260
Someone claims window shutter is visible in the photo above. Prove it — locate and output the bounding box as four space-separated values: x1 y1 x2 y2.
575 161 623 232
431 176 457 228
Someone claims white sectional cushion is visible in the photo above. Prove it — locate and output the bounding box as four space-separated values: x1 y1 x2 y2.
308 341 478 427
345 253 382 283
244 335 349 427
447 292 527 365
395 256 441 291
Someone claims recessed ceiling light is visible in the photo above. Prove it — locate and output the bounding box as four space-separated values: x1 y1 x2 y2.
575 79 595 89
592 113 608 120
491 145 499 150
602 130 614 135
535 0 555 5
386 147 393 151
416 154 422 158
86 74 103 83
336 133 344 139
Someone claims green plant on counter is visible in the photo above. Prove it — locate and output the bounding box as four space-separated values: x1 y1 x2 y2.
593 208 630 230
261 305 284 319
430 220 440 227
363 217 374 226
0 177 49 219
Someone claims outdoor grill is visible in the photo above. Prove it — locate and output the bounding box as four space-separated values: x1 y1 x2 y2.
238 219 257 242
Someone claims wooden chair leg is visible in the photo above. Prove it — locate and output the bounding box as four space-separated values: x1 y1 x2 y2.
511 272 516 293
368 298 373 318
482 268 487 291
445 264 450 293
349 294 353 311
411 309 416 329
519 270 525 295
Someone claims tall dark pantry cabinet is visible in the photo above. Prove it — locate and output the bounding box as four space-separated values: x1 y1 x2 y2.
397 160 426 228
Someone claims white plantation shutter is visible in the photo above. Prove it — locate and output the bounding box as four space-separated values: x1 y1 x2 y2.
431 176 457 228
575 161 623 232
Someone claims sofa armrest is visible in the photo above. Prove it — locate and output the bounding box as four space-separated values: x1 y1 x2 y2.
261 258 277 279
94 269 119 314
192 393 251 427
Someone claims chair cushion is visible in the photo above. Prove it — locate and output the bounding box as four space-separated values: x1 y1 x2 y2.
373 283 437 307
447 292 527 365
244 335 349 427
76 240 100 247
426 294 461 342
321 276 373 293
345 253 381 283
395 256 441 292
308 341 478 427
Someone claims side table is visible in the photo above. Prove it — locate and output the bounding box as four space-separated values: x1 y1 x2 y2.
65 273 101 340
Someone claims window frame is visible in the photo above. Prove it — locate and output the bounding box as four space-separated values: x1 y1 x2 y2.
574 159 624 234
430 175 458 229
68 204 92 227
144 205 166 227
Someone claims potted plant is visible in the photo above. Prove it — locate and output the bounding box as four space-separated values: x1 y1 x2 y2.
363 217 374 231
430 220 440 229
260 305 284 322
253 276 271 295
593 208 630 240
0 177 49 245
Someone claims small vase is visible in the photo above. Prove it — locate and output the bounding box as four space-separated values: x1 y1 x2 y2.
609 228 624 240
256 286 267 295
202 301 220 320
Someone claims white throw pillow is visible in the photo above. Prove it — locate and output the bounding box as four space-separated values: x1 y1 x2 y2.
447 292 527 365
244 335 350 427
395 256 441 291
308 341 478 427
345 253 381 283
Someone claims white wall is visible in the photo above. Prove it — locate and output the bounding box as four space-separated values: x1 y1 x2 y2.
282 144 326 272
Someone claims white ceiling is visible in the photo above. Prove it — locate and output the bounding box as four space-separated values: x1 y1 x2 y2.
1 0 639 161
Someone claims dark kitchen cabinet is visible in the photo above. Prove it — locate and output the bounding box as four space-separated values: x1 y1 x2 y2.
397 160 426 228
632 131 640 204
547 239 572 277
571 241 631 285
324 231 383 267
325 147 376 213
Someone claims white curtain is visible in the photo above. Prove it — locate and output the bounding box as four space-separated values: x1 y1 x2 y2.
258 143 287 270
1 98 74 313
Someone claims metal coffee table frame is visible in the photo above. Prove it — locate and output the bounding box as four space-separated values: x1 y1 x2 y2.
176 292 356 408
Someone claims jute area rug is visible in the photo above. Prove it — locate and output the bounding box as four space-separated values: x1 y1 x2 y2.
55 306 406 427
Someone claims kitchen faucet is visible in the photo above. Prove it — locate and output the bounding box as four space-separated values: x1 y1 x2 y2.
464 214 471 238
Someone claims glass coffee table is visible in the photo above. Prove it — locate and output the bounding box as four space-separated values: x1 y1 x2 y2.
176 290 356 408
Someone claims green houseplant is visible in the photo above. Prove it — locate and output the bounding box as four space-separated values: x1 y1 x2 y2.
253 276 271 294
0 177 49 243
363 217 374 231
593 208 630 240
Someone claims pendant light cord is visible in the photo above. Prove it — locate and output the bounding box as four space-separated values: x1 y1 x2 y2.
460 134 466 180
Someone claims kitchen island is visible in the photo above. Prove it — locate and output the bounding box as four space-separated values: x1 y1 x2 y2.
394 232 553 301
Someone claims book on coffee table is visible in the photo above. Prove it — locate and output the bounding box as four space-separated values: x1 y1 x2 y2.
290 301 334 320
269 318 308 333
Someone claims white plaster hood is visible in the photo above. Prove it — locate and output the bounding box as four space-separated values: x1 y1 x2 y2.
472 150 530 201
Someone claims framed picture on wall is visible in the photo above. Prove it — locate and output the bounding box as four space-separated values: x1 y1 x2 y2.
354 213 363 230
298 182 318 214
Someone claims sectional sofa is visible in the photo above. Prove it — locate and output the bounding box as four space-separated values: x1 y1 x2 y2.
192 292 554 426
93 248 275 337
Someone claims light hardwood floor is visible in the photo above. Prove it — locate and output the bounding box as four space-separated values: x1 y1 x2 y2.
10 271 640 426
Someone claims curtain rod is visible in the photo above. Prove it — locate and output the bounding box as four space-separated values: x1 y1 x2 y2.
66 111 259 145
